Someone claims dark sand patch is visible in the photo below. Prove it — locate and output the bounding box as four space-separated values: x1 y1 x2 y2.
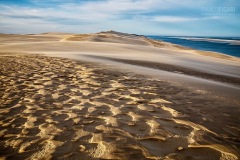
85 55 240 86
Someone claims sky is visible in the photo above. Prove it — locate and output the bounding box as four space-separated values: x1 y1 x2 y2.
0 0 239 36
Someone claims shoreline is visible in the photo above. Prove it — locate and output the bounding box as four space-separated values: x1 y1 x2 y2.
145 35 240 60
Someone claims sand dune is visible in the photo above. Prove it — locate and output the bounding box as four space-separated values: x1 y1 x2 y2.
0 31 240 159
64 31 150 46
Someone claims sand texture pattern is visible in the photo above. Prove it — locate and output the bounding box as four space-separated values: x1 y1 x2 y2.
0 55 239 160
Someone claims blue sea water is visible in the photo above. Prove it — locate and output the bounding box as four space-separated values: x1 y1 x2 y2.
147 36 240 58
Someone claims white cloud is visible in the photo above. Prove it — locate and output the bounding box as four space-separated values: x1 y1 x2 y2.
149 16 220 22
60 0 208 14
0 5 114 22
1 0 211 17
151 16 198 22
0 0 211 24
0 0 237 35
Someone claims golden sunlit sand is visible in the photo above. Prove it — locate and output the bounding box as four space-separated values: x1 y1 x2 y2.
0 31 240 159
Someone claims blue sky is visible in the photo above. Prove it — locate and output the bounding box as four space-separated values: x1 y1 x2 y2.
0 0 239 36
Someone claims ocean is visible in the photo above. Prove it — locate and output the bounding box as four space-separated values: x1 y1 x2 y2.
147 36 240 58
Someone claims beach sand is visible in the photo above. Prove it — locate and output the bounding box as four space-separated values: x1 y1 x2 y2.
0 31 240 159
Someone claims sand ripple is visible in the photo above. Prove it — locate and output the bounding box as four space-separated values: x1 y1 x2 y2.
0 55 239 159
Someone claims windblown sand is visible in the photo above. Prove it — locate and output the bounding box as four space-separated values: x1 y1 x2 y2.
0 55 239 159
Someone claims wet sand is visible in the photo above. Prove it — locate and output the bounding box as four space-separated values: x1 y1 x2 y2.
0 31 240 159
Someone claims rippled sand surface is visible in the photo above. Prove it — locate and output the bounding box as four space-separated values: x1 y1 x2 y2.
0 55 239 159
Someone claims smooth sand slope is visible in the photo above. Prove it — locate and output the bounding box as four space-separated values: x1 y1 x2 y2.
0 31 240 159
